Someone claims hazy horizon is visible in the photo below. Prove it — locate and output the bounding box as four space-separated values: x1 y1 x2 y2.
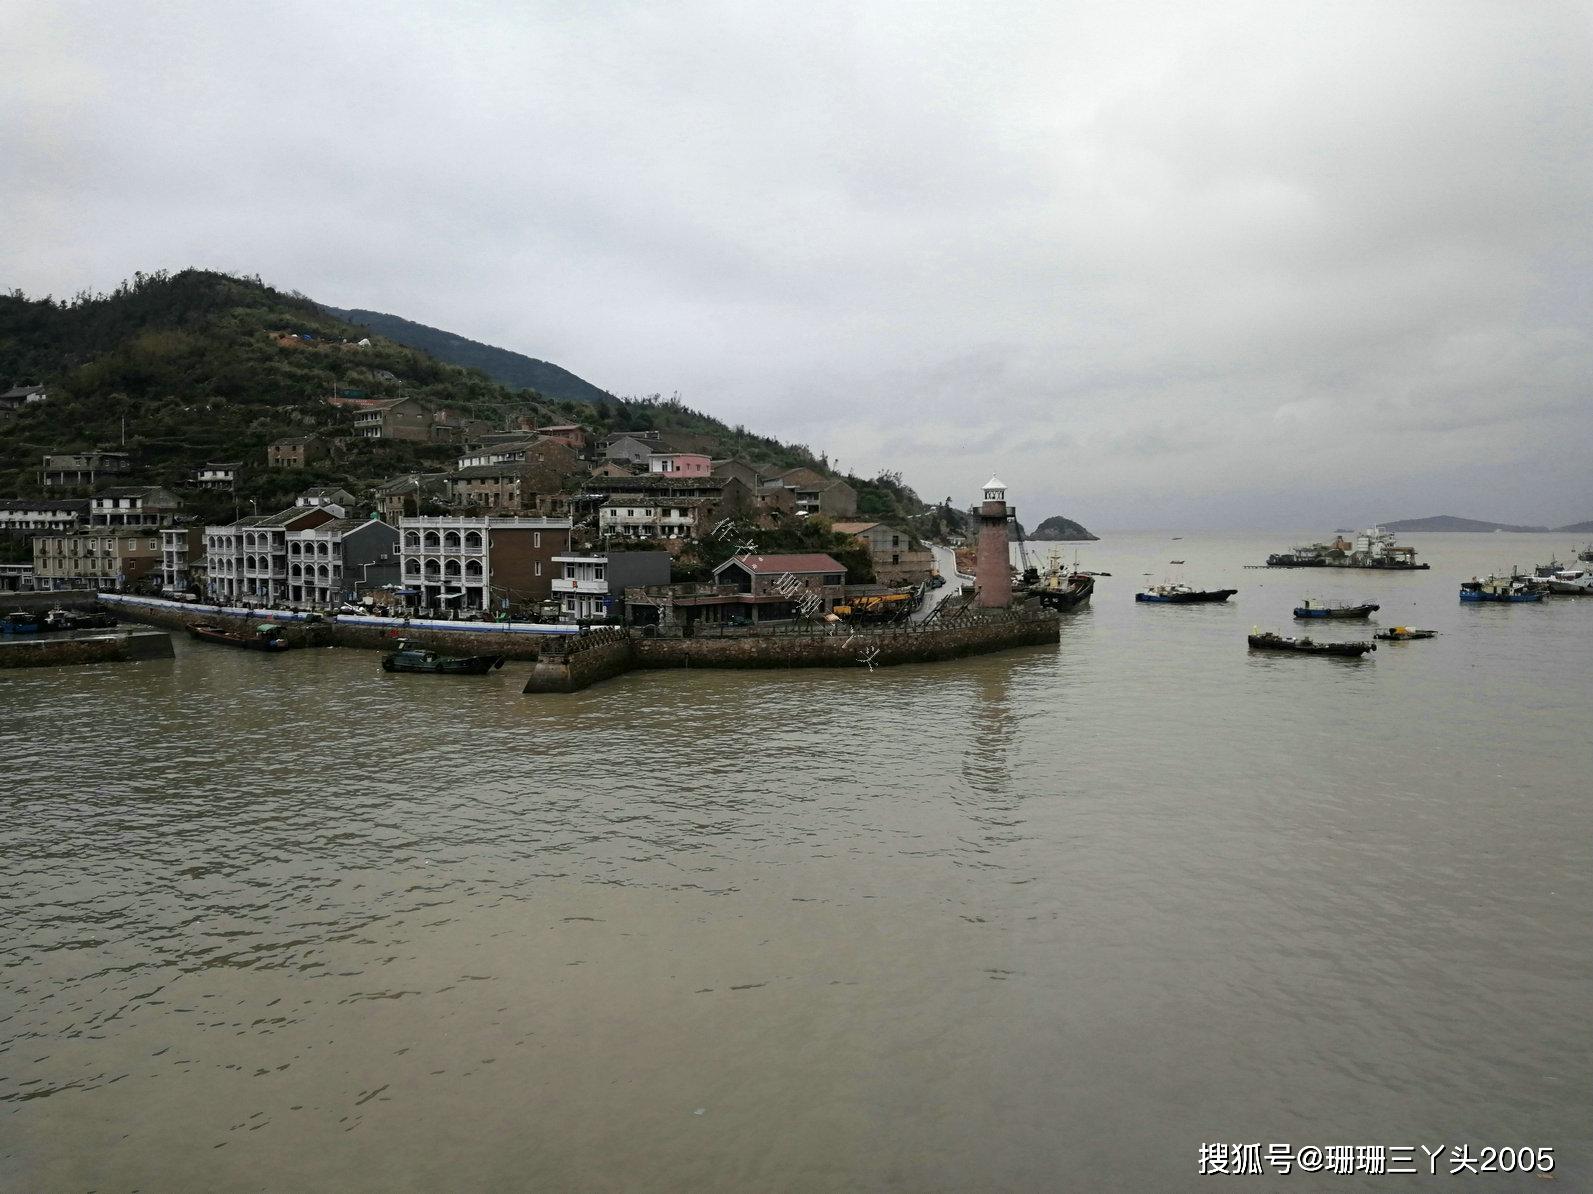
4 1 1589 530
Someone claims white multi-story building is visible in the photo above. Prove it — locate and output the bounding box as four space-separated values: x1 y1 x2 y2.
552 551 671 621
398 515 571 611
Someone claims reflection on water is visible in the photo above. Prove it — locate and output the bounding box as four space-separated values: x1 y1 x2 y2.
3 532 1593 1191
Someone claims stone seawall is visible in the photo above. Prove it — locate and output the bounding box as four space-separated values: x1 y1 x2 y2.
98 594 1061 694
632 612 1059 671
100 596 567 660
0 629 174 669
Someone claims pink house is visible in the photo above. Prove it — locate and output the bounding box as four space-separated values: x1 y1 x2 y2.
648 451 711 476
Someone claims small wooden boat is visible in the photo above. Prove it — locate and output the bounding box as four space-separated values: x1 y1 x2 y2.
1247 631 1374 657
1374 627 1437 641
382 640 505 675
1293 600 1380 619
188 622 290 651
1136 584 1236 604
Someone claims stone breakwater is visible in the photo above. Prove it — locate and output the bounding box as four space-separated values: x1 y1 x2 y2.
97 594 1062 693
0 628 174 669
523 610 1063 692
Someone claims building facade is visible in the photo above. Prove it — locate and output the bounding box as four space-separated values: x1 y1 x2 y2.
89 486 184 527
830 521 936 586
551 550 671 621
268 436 330 469
160 526 206 594
204 506 339 604
0 498 88 533
40 450 131 490
285 518 400 606
397 515 572 611
32 529 164 591
599 495 710 542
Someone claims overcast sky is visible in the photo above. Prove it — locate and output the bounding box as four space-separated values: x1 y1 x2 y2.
3 1 1590 529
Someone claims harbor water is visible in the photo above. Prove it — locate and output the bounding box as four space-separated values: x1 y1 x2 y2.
3 532 1591 1190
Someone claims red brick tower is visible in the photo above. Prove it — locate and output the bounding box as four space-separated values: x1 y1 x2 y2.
975 475 1011 608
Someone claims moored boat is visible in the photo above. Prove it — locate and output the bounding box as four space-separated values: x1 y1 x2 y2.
1459 576 1544 603
1374 627 1437 641
1544 568 1593 595
1136 584 1237 604
1035 571 1094 611
42 607 119 632
381 640 505 674
0 611 41 634
1247 631 1375 657
188 622 291 650
1293 600 1380 619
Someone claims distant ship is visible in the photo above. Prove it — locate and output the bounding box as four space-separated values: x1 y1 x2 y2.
1265 528 1427 570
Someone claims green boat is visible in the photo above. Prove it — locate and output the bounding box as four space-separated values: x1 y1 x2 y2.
381 639 505 675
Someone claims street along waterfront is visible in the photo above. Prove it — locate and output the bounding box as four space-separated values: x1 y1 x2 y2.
3 531 1591 1190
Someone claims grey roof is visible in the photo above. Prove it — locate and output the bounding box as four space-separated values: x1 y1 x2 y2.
0 497 88 513
1 384 45 399
93 485 180 501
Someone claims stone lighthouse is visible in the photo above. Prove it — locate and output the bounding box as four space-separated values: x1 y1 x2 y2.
975 474 1012 609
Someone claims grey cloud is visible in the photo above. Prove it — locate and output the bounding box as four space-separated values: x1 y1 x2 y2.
2 0 1589 528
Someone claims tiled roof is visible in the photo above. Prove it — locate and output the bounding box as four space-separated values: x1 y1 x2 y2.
714 553 845 576
0 497 88 512
830 521 880 534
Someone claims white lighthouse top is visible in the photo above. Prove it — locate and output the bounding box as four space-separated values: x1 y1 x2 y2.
983 475 1007 500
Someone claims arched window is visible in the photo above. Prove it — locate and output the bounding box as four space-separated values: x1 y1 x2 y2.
464 530 482 550
443 531 461 551
317 564 329 579
464 559 482 577
290 563 302 577
404 531 421 550
317 542 330 556
423 531 440 549
404 559 420 575
288 541 301 555
444 560 461 577
424 560 441 577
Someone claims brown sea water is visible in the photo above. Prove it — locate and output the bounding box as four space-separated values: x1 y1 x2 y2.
3 531 1591 1191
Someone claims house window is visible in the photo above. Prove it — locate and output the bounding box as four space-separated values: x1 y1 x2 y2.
534 562 542 577
534 532 541 548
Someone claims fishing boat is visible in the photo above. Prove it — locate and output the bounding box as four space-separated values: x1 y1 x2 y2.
1247 631 1375 657
0 611 41 634
1374 627 1437 641
381 640 505 674
188 622 291 650
1459 576 1544 603
1293 599 1380 619
1136 584 1237 604
42 607 119 632
1017 550 1094 610
1544 568 1593 595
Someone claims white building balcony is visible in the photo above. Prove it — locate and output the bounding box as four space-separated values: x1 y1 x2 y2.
553 577 608 595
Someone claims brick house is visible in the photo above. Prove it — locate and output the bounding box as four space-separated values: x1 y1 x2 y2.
89 486 184 527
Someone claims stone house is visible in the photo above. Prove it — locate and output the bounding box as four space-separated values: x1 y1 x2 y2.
268 436 330 469
831 521 935 586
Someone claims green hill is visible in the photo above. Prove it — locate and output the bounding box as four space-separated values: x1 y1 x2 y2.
319 305 616 406
0 268 925 527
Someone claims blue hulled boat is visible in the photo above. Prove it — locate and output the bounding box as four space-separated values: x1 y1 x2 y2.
1293 600 1380 619
1460 577 1544 603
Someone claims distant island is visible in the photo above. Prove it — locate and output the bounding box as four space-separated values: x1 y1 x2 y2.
1381 514 1592 534
1029 515 1099 541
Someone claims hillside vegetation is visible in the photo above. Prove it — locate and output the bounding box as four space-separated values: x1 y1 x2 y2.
0 269 925 527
